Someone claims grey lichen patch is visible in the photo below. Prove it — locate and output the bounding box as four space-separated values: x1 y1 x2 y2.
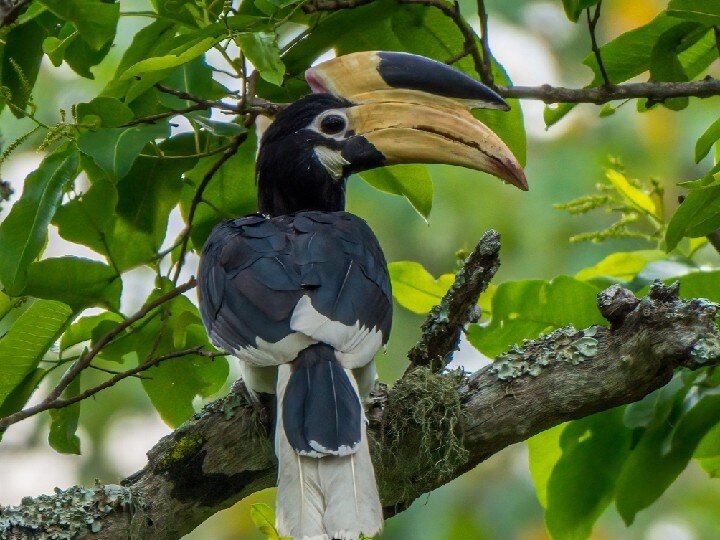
157 434 204 472
491 326 601 380
378 367 468 501
689 336 720 366
0 482 131 539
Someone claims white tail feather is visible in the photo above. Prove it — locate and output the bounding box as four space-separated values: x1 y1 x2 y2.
275 364 383 540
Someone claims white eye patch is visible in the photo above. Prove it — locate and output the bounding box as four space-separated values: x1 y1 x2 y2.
308 109 349 140
314 146 350 180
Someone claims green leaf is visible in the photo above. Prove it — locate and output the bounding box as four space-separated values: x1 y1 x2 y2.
48 375 82 454
647 23 698 111
546 409 631 540
180 130 257 248
152 0 202 27
236 32 285 86
615 383 720 524
194 117 248 137
118 36 219 81
137 289 228 427
250 503 290 539
544 103 577 129
665 184 720 250
695 116 720 162
358 165 433 219
527 423 566 508
0 300 74 404
561 0 599 22
76 97 134 128
467 276 605 357
106 19 176 84
388 261 454 314
52 166 118 256
60 312 124 351
695 422 720 477
38 0 119 50
0 368 47 419
0 143 79 295
668 0 720 25
77 123 169 181
575 250 665 282
672 270 720 302
23 257 121 311
0 13 54 115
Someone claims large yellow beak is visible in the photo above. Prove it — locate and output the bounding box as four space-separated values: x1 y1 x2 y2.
306 51 527 190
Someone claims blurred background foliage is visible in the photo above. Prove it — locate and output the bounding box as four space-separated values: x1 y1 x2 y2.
0 0 720 539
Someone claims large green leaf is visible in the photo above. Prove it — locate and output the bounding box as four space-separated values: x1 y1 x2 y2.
38 0 119 50
0 143 79 295
48 375 82 454
545 409 632 540
0 12 55 116
665 183 720 250
574 250 665 283
0 367 47 420
76 97 134 128
23 257 121 311
118 36 219 81
615 382 720 524
695 116 720 162
358 165 433 218
236 32 285 86
388 261 454 314
59 311 124 352
77 123 169 181
527 423 566 508
695 422 720 477
668 0 720 25
0 300 74 405
52 165 119 256
467 276 605 357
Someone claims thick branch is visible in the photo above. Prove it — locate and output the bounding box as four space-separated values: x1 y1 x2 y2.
2 278 718 539
406 230 500 372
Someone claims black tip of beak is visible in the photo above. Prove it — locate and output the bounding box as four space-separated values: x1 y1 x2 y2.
377 51 509 110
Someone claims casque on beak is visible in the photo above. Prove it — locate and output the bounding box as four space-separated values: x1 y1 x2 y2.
305 51 528 191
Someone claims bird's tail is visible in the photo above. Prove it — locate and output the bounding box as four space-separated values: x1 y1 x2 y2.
275 343 383 540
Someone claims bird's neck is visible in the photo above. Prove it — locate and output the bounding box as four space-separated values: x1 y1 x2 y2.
256 160 348 216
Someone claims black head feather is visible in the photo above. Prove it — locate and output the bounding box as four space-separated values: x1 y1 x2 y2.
256 94 383 216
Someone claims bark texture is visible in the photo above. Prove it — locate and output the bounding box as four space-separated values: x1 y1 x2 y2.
1 262 718 538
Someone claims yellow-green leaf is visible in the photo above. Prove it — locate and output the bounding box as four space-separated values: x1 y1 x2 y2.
250 503 289 540
118 37 219 80
388 261 454 314
605 169 658 219
575 250 665 282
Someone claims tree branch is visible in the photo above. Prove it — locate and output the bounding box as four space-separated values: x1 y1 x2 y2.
0 0 31 28
2 249 718 538
586 1 610 86
406 230 500 372
476 0 494 87
496 79 720 104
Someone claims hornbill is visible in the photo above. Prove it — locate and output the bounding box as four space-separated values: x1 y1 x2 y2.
198 51 526 540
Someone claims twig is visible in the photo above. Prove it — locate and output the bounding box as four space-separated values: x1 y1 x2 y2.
302 0 374 13
406 230 500 372
587 1 611 86
154 83 285 117
476 0 494 87
496 79 720 104
122 103 209 127
0 278 198 430
171 135 246 283
715 26 720 58
49 348 225 411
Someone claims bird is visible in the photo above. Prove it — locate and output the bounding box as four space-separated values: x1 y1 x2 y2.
197 50 526 540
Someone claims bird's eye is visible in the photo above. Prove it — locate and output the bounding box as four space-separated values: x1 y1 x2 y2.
319 114 347 135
